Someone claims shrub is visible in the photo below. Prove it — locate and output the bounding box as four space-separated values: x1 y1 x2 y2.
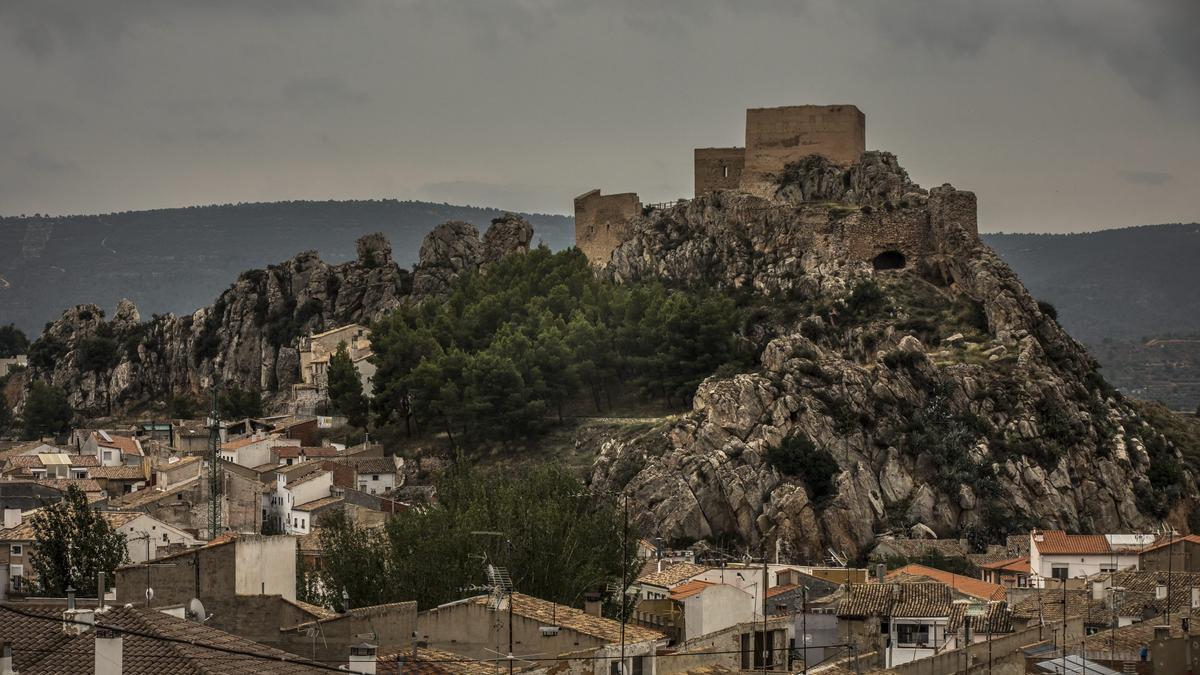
766 434 841 503
845 280 888 320
883 349 923 370
1037 300 1058 320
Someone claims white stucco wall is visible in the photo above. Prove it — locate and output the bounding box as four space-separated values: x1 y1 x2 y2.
234 535 296 599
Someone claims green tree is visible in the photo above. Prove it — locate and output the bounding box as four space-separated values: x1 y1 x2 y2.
29 485 128 596
0 399 13 436
22 381 73 439
167 395 198 420
26 335 68 371
219 387 263 419
328 342 369 428
766 434 842 503
0 324 29 358
78 336 120 373
316 463 639 612
370 310 444 436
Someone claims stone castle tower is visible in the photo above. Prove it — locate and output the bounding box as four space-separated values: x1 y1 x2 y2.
574 104 977 269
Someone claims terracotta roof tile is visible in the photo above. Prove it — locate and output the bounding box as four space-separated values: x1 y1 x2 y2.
1139 534 1200 554
886 564 1006 601
636 562 709 588
89 465 147 480
766 584 800 599
837 582 953 618
292 495 343 512
469 593 665 644
947 600 1013 634
978 556 1030 574
669 579 716 600
1032 530 1111 555
93 432 143 457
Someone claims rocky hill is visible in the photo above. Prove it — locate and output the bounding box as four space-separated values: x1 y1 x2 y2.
17 155 1199 561
585 153 1198 560
24 216 533 415
0 201 572 337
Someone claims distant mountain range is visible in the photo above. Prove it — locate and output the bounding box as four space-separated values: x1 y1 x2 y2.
1 203 1196 348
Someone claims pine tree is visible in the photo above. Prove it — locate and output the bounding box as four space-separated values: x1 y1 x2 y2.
21 381 73 440
328 342 368 428
29 485 128 596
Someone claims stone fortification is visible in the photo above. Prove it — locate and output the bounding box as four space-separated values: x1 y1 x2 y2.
573 189 642 268
576 105 966 269
740 104 865 197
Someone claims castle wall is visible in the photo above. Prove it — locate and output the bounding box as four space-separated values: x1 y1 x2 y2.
694 147 745 195
741 105 865 197
574 189 642 267
928 185 978 238
839 206 932 267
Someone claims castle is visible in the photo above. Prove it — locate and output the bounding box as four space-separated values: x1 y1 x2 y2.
574 104 977 270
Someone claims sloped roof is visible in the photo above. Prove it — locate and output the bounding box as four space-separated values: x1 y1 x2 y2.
837 582 953 618
292 495 343 512
979 556 1030 574
1032 531 1111 555
887 563 1006 600
0 510 144 542
669 579 716 600
1081 607 1200 653
111 477 199 509
766 584 800 599
636 562 709 588
93 432 143 457
89 465 147 480
947 600 1014 634
221 434 270 451
377 646 497 675
1139 534 1200 554
469 593 665 644
4 604 329 674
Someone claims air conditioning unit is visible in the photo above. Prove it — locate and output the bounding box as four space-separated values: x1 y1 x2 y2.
539 626 560 637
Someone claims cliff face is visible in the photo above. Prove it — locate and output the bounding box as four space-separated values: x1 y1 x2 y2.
28 217 533 415
588 156 1196 559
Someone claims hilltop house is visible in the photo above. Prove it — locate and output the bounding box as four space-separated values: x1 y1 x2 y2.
1028 530 1142 587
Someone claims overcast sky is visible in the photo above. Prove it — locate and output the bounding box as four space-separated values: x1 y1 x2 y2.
1 0 1198 232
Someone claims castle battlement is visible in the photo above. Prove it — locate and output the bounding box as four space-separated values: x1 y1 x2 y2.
575 105 975 269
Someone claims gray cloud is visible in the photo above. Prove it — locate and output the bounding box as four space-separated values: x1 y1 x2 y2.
0 1 1197 233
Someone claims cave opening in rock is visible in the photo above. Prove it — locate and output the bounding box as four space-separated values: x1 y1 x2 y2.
872 250 906 271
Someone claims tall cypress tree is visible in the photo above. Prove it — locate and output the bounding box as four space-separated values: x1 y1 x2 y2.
328 342 368 428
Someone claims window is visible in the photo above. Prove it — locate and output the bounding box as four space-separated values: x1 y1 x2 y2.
103 451 113 461
11 564 24 580
10 544 22 556
1099 565 1116 572
896 623 930 647
722 165 729 179
372 475 379 481
632 656 644 675
1051 565 1069 581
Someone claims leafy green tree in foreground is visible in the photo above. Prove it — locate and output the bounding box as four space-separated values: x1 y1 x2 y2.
29 485 128 596
312 463 640 613
327 342 369 428
22 380 73 440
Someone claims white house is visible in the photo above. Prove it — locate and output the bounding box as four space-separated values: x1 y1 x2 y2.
219 433 299 468
266 468 334 535
673 581 756 641
83 431 144 467
1028 530 1141 587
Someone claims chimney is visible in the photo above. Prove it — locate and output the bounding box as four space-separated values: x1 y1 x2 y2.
1192 587 1200 610
2 509 19 529
1032 530 1044 543
1 642 14 675
349 642 378 675
875 564 886 582
1091 581 1107 601
584 592 603 617
1154 625 1171 641
94 628 123 675
1157 582 1168 600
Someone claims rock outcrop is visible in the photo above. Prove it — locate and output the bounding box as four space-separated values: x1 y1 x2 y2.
588 154 1197 559
27 215 534 415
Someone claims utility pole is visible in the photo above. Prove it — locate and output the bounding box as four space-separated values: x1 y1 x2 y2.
207 378 222 540
802 586 809 675
619 495 628 675
761 548 768 675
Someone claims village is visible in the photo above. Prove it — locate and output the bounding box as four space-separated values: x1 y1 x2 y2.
2 322 1198 674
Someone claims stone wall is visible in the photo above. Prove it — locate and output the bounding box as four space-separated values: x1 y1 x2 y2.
573 189 641 267
741 105 865 197
275 602 418 664
929 184 979 238
694 147 745 195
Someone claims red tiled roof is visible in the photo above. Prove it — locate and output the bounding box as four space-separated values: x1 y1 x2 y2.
1139 534 1200 554
766 584 800 599
1032 530 1111 555
887 564 1007 601
979 557 1031 574
669 579 715 600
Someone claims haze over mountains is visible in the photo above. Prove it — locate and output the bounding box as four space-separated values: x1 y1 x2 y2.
0 201 1196 348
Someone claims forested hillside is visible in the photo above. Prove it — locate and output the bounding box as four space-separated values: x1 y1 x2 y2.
982 223 1200 343
0 201 573 336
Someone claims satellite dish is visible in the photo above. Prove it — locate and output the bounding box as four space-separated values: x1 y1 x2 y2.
187 598 207 622
145 588 155 602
